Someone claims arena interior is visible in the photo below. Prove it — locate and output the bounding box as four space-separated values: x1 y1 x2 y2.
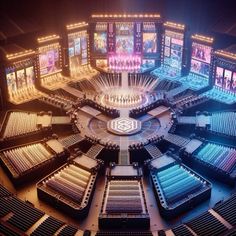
0 0 236 235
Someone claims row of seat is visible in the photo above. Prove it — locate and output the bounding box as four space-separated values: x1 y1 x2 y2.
2 143 53 175
86 144 104 159
105 180 143 214
164 133 190 147
59 133 85 148
3 111 39 138
145 144 162 159
157 164 204 204
210 112 236 137
0 196 44 232
44 164 91 203
196 143 236 174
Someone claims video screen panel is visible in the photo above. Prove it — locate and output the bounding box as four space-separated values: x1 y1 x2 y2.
192 42 211 64
39 45 61 76
190 42 212 77
163 30 184 69
116 22 134 54
81 35 88 65
16 69 26 89
215 66 224 88
94 32 107 54
68 31 88 69
6 69 17 93
215 66 236 93
25 67 35 85
223 70 232 90
143 33 157 53
190 59 210 77
232 72 236 92
116 35 134 54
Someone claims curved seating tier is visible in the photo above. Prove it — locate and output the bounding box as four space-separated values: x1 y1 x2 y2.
194 142 236 180
1 111 52 140
151 162 211 218
37 161 98 218
209 112 236 137
99 178 150 229
0 139 67 184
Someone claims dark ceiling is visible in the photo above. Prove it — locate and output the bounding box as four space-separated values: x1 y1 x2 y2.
0 0 235 41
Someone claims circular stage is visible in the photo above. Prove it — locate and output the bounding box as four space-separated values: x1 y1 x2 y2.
107 117 142 135
99 88 150 108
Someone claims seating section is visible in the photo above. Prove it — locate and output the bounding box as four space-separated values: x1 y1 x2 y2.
164 133 190 147
40 94 75 110
145 144 162 159
213 194 236 226
57 225 80 236
171 224 194 236
0 196 44 232
201 86 236 105
0 222 21 236
31 216 64 236
177 116 196 124
195 143 236 175
59 133 85 148
210 112 236 137
3 111 39 139
0 184 86 236
186 211 228 236
86 144 104 159
157 164 203 204
105 180 143 213
0 184 12 197
1 143 53 175
44 164 91 203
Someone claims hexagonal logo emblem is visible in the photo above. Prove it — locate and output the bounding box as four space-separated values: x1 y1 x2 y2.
107 117 141 136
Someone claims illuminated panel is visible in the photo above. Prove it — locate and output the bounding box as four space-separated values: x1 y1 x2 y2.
94 22 107 54
116 22 134 54
68 30 88 74
163 30 184 69
143 33 157 53
190 42 212 77
38 43 61 76
215 67 235 93
5 58 36 98
91 14 160 19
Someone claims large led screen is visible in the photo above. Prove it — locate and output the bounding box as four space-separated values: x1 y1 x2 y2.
68 31 88 68
163 30 184 69
215 66 224 88
39 47 60 76
115 23 134 54
94 32 107 54
143 33 157 53
190 42 212 77
192 42 211 64
16 69 26 89
116 35 134 54
6 69 17 92
25 67 35 85
190 59 210 77
232 73 236 92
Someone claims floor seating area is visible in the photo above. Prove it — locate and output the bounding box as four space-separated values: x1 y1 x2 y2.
104 180 143 213
156 164 204 205
1 143 53 175
2 111 39 139
195 143 236 176
209 112 236 137
42 163 91 204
